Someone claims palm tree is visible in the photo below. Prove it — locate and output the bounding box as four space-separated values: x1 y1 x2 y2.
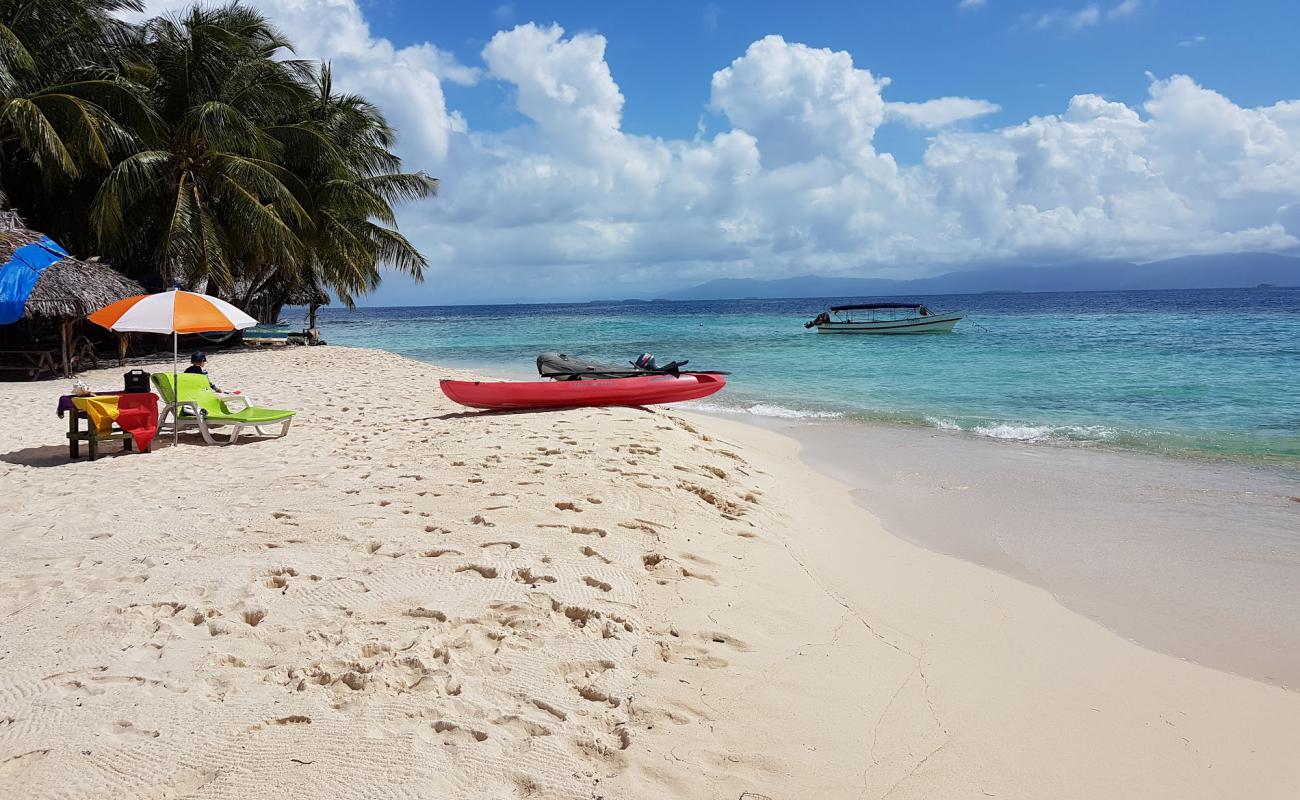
239 63 437 321
0 0 150 239
91 3 313 290
3 2 435 321
291 64 437 304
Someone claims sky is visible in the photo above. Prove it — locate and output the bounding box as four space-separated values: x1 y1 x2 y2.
130 1 1300 304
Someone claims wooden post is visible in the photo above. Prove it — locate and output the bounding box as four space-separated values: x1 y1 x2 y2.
59 318 71 378
68 407 79 459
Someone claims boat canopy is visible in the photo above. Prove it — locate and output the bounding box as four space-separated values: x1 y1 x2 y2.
829 303 924 312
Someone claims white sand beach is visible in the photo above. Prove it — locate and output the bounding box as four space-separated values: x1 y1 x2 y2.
2 346 1298 799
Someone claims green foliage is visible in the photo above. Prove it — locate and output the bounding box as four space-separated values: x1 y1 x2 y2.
0 1 436 319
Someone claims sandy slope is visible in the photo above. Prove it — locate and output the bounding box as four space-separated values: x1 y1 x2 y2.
0 346 1296 799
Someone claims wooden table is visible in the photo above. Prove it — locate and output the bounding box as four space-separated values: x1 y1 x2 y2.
57 392 155 461
0 349 58 381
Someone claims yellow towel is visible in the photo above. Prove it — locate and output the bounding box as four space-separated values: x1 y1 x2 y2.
72 395 120 434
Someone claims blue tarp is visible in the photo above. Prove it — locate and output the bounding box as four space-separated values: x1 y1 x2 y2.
0 237 68 325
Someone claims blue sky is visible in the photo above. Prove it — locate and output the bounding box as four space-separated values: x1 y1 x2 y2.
364 0 1300 151
137 1 1300 304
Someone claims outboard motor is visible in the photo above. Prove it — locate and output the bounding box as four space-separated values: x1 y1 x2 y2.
805 312 831 329
633 353 658 371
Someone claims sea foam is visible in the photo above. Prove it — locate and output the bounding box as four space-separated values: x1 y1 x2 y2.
970 422 1116 442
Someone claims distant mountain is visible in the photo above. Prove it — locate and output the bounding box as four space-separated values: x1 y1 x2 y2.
662 252 1300 301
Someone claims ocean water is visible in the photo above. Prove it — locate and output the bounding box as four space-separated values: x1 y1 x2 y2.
313 288 1300 466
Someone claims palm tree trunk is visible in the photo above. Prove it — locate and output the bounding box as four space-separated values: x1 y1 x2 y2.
308 302 319 343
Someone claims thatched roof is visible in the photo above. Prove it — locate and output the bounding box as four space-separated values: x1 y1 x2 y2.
0 218 143 320
287 281 330 308
230 275 330 308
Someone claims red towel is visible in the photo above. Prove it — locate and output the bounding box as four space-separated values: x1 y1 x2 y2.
115 392 159 452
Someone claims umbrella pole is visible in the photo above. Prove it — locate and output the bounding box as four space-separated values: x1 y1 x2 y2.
172 330 178 446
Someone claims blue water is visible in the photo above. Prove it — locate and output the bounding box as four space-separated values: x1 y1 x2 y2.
311 288 1300 466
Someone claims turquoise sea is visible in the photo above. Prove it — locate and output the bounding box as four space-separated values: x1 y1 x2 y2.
314 288 1300 466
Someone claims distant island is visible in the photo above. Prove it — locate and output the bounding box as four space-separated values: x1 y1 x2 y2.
663 252 1300 301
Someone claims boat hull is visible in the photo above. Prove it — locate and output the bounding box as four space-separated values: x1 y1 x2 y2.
815 311 965 334
440 373 726 410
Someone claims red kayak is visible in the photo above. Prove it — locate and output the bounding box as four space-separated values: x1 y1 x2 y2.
440 373 726 410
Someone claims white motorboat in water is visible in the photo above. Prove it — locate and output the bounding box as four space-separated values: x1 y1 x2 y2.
805 303 966 334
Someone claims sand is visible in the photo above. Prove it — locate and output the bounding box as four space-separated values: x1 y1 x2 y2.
786 419 1300 687
1 345 1297 799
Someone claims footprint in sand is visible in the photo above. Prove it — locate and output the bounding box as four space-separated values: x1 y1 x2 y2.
264 566 298 589
582 576 613 592
514 567 557 585
108 720 160 739
427 721 488 745
579 546 612 564
492 714 552 738
456 564 498 579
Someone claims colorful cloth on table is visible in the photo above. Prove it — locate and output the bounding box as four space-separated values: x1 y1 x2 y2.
70 392 159 451
57 391 126 417
115 393 159 451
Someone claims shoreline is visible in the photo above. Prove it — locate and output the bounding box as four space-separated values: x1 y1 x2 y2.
696 409 1300 688
399 351 1300 687
689 399 1300 472
405 359 1300 476
3 346 1298 798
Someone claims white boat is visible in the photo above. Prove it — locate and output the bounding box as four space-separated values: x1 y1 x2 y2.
805 303 966 334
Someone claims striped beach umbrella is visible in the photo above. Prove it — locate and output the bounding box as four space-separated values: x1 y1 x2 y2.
89 289 257 443
89 288 256 334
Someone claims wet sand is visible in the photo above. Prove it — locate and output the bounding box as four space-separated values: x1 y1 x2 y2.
776 418 1300 687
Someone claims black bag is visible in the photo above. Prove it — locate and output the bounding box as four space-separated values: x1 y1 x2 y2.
124 369 151 393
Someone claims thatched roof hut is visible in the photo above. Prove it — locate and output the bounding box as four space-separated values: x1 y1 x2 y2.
1 213 144 320
0 213 144 378
2 234 144 320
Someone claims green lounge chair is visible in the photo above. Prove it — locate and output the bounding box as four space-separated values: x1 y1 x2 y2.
152 372 294 445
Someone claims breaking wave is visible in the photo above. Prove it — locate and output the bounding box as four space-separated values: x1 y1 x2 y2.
920 419 1120 443
687 401 843 420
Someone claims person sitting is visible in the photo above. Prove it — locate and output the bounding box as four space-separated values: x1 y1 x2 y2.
184 351 222 392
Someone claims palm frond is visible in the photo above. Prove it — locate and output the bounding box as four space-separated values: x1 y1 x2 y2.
0 96 78 177
91 149 175 243
359 172 440 205
360 221 428 279
179 100 279 157
210 152 309 226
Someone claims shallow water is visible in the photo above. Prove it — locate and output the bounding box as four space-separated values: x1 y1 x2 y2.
315 287 1300 466
769 417 1300 687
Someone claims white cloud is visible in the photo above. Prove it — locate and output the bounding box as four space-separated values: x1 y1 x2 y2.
709 36 890 169
129 3 1300 302
1108 0 1142 20
958 0 987 10
1025 1 1142 33
1071 4 1101 29
1179 34 1207 47
481 23 625 155
887 97 1001 128
702 2 721 30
